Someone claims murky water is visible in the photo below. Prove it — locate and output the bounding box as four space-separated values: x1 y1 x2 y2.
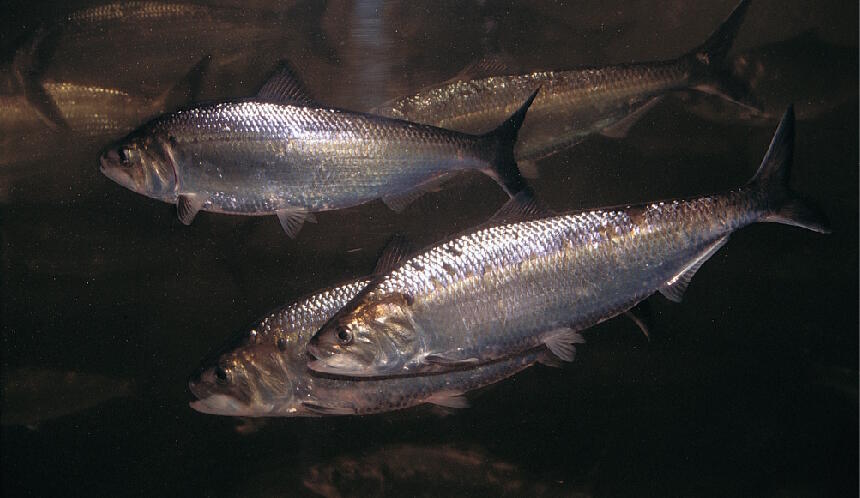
1 1 857 496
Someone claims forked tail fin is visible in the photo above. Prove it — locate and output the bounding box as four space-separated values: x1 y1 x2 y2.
748 105 830 234
481 88 540 197
685 0 760 111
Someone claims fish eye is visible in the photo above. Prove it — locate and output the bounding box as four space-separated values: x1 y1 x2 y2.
118 148 129 164
336 326 353 345
214 366 229 384
277 338 287 351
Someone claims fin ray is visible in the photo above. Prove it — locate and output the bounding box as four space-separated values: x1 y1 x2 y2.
659 235 730 302
177 194 206 225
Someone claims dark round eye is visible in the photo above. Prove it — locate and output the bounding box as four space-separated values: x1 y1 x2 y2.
277 338 287 351
214 366 229 384
336 326 353 345
118 148 129 164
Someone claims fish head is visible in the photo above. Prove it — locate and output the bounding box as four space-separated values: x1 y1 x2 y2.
100 132 178 201
188 340 299 417
307 292 420 377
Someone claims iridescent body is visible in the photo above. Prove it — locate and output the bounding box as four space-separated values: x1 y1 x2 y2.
375 63 684 162
373 0 754 162
307 108 829 378
188 279 546 417
100 86 536 236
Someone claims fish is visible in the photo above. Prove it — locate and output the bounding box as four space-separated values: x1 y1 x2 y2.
0 56 206 147
306 106 830 378
100 64 539 238
1 367 132 428
681 31 860 125
188 241 565 417
16 1 335 95
299 444 583 498
371 0 757 169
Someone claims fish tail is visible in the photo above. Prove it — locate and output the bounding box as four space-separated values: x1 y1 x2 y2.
685 0 760 111
480 88 540 196
748 105 831 234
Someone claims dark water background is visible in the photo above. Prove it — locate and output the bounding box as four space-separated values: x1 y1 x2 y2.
1 1 857 496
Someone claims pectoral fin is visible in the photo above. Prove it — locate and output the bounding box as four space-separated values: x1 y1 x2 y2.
659 235 730 302
276 209 317 238
624 301 653 340
177 194 206 225
425 353 481 368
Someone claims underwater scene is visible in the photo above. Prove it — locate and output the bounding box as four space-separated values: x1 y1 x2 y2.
1 0 857 496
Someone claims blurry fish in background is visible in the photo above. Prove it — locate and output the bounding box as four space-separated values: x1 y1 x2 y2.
680 31 859 125
299 444 585 498
373 0 759 172
0 27 68 131
24 1 336 98
1 367 132 428
100 63 538 238
0 57 208 203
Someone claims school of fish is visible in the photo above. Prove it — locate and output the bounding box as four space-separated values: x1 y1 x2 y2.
4 0 829 419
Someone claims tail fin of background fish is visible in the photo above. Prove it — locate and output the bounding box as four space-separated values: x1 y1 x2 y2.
685 0 760 111
481 88 540 196
11 27 68 130
748 105 830 233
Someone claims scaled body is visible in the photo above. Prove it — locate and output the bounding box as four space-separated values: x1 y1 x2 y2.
307 107 829 378
188 279 551 417
373 0 755 163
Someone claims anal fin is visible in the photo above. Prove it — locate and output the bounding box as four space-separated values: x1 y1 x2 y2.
381 172 460 213
382 189 425 213
543 328 586 362
276 209 316 238
601 96 663 138
426 391 470 409
659 235 730 303
301 401 354 416
177 193 206 225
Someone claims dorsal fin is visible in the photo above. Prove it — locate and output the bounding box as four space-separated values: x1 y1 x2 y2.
483 189 553 228
449 54 518 82
373 233 412 275
256 61 315 105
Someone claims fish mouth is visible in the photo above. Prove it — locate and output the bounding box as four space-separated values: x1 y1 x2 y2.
99 151 134 188
189 394 253 416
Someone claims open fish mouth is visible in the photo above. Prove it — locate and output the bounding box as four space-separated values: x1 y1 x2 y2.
189 394 252 416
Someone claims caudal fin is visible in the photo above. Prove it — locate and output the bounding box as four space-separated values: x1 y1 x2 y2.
686 0 760 111
748 105 831 234
481 88 540 197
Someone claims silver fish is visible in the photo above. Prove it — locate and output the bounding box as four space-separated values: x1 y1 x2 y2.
372 0 756 167
188 275 562 417
100 64 538 238
306 106 829 378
